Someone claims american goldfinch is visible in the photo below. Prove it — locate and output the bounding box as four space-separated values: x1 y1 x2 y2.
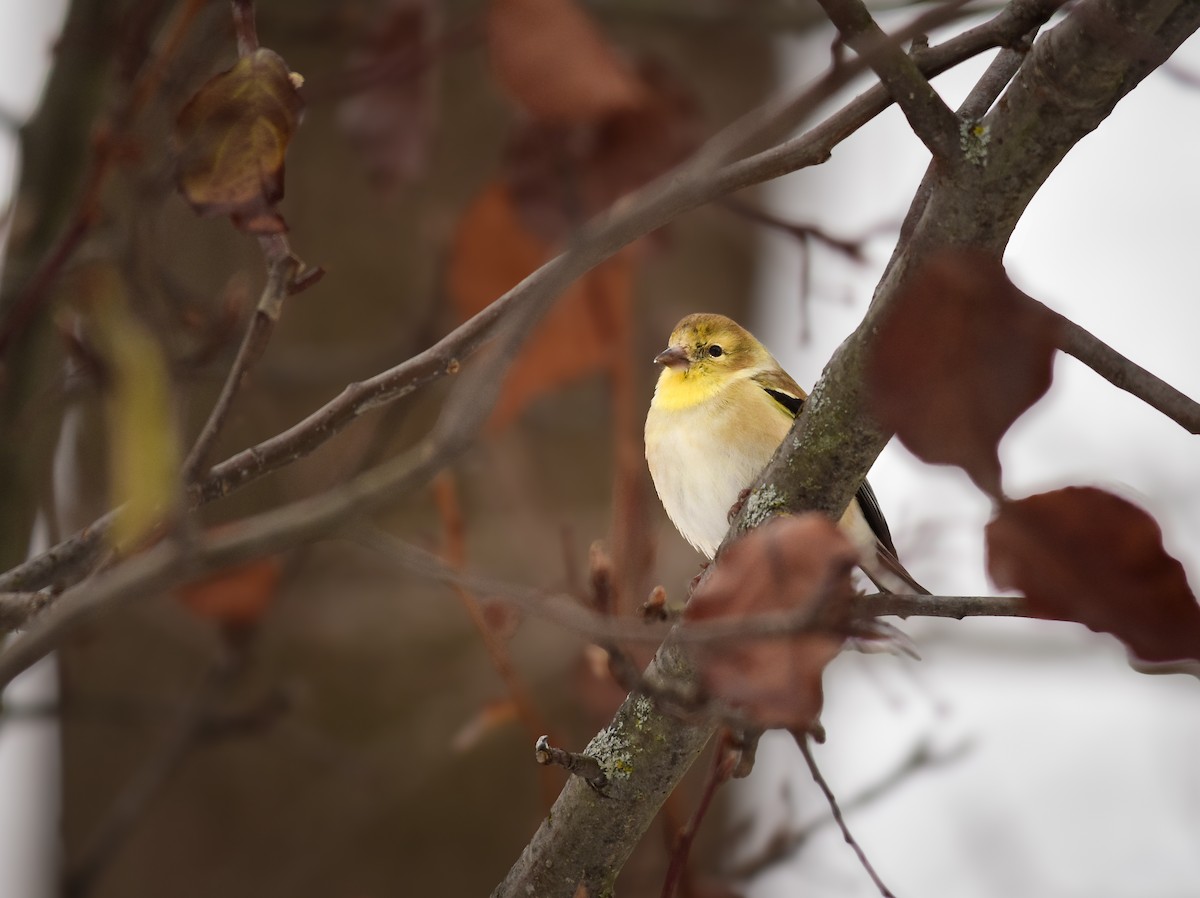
644 313 927 595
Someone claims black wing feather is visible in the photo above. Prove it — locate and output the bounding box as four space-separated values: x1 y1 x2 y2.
763 388 803 417
761 382 896 556
855 480 897 557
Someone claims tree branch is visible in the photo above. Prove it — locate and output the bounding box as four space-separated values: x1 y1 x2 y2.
0 590 52 631
362 531 1033 644
181 236 321 483
727 733 970 880
816 0 965 162
1049 305 1200 434
660 736 737 898
795 733 895 898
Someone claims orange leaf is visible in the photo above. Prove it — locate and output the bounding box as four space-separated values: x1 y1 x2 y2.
986 487 1200 672
487 0 643 123
173 48 304 233
179 557 284 626
447 180 634 429
684 516 855 728
867 250 1059 497
450 699 519 753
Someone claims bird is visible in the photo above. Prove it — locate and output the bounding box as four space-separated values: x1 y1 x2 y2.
644 312 927 595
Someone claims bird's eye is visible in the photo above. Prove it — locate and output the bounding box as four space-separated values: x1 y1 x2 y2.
708 345 724 358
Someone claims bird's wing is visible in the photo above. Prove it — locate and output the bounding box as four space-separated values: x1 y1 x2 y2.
751 367 807 418
855 479 897 558
751 367 903 564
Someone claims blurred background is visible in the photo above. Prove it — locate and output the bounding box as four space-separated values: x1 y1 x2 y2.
1 2 1198 897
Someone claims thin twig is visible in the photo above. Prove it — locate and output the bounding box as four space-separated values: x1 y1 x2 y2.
692 0 982 169
182 239 320 482
231 0 259 57
853 591 1027 620
367 534 1034 646
720 198 870 261
430 473 561 810
661 734 738 898
794 732 895 898
816 0 965 162
534 735 609 792
729 733 970 880
1049 305 1200 434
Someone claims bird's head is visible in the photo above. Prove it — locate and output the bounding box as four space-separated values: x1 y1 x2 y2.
655 313 766 376
651 313 774 407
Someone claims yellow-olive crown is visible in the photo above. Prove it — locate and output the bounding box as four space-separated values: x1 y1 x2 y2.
662 312 775 375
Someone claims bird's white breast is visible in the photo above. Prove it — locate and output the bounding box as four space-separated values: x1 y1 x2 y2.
645 381 787 559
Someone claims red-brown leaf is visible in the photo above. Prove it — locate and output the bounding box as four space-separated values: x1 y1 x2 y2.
986 487 1200 671
487 0 643 123
337 0 435 191
173 48 304 233
684 516 855 728
867 250 1060 497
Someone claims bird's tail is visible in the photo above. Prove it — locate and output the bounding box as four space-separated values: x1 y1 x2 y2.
861 541 930 596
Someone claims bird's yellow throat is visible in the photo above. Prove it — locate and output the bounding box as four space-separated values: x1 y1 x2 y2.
651 366 729 411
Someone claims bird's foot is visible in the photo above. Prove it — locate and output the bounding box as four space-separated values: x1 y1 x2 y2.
727 487 752 524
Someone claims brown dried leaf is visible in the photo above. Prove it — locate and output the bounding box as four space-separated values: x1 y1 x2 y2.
867 250 1060 497
179 556 283 626
684 516 855 728
447 180 634 429
173 48 304 233
986 487 1200 671
337 0 435 191
487 0 643 123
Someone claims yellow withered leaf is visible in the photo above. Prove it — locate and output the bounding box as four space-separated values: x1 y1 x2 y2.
76 265 181 552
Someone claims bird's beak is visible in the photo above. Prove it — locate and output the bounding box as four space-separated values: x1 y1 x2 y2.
654 346 689 369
